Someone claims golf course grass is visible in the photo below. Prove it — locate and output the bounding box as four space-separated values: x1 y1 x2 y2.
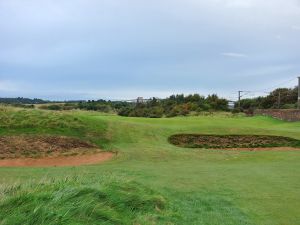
0 107 300 224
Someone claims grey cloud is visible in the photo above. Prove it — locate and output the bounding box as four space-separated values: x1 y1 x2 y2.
0 0 299 99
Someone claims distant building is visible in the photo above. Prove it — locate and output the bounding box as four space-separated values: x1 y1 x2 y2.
228 101 235 110
137 97 144 104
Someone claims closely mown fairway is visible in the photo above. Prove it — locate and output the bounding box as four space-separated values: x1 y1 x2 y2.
0 107 300 224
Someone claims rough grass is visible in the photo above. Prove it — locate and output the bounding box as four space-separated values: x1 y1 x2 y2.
0 107 84 132
169 134 300 149
0 107 110 149
0 176 170 225
0 107 300 224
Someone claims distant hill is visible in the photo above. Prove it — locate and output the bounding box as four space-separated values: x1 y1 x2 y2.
0 97 49 104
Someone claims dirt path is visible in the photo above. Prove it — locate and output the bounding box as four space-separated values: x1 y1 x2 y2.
0 152 114 167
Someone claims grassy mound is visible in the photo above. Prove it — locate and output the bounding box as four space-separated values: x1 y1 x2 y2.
0 107 85 134
0 177 170 225
0 107 111 149
169 134 300 149
0 135 100 159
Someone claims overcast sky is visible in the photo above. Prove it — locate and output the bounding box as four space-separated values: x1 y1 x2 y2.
0 0 300 100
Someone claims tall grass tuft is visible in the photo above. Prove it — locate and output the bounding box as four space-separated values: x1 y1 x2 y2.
0 176 172 225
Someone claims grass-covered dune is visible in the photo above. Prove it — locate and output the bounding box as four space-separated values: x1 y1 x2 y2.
0 106 300 224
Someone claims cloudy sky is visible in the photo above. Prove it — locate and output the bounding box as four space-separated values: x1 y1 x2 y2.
0 0 299 100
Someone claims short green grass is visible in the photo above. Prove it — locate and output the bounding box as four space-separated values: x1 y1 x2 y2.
0 107 300 224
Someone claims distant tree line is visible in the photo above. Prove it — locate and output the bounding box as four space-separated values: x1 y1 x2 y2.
118 94 229 118
0 97 87 105
36 94 229 117
2 86 298 117
39 100 129 113
235 87 298 111
0 97 48 104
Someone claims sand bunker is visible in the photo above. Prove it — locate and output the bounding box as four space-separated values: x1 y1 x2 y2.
169 134 300 150
0 135 114 167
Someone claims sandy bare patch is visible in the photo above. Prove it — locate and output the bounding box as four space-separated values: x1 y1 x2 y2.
0 152 114 167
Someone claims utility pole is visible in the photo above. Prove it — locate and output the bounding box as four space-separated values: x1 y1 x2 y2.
298 77 300 109
278 91 281 109
238 91 242 110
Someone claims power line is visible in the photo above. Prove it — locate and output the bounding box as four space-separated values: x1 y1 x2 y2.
253 76 297 93
237 75 298 101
